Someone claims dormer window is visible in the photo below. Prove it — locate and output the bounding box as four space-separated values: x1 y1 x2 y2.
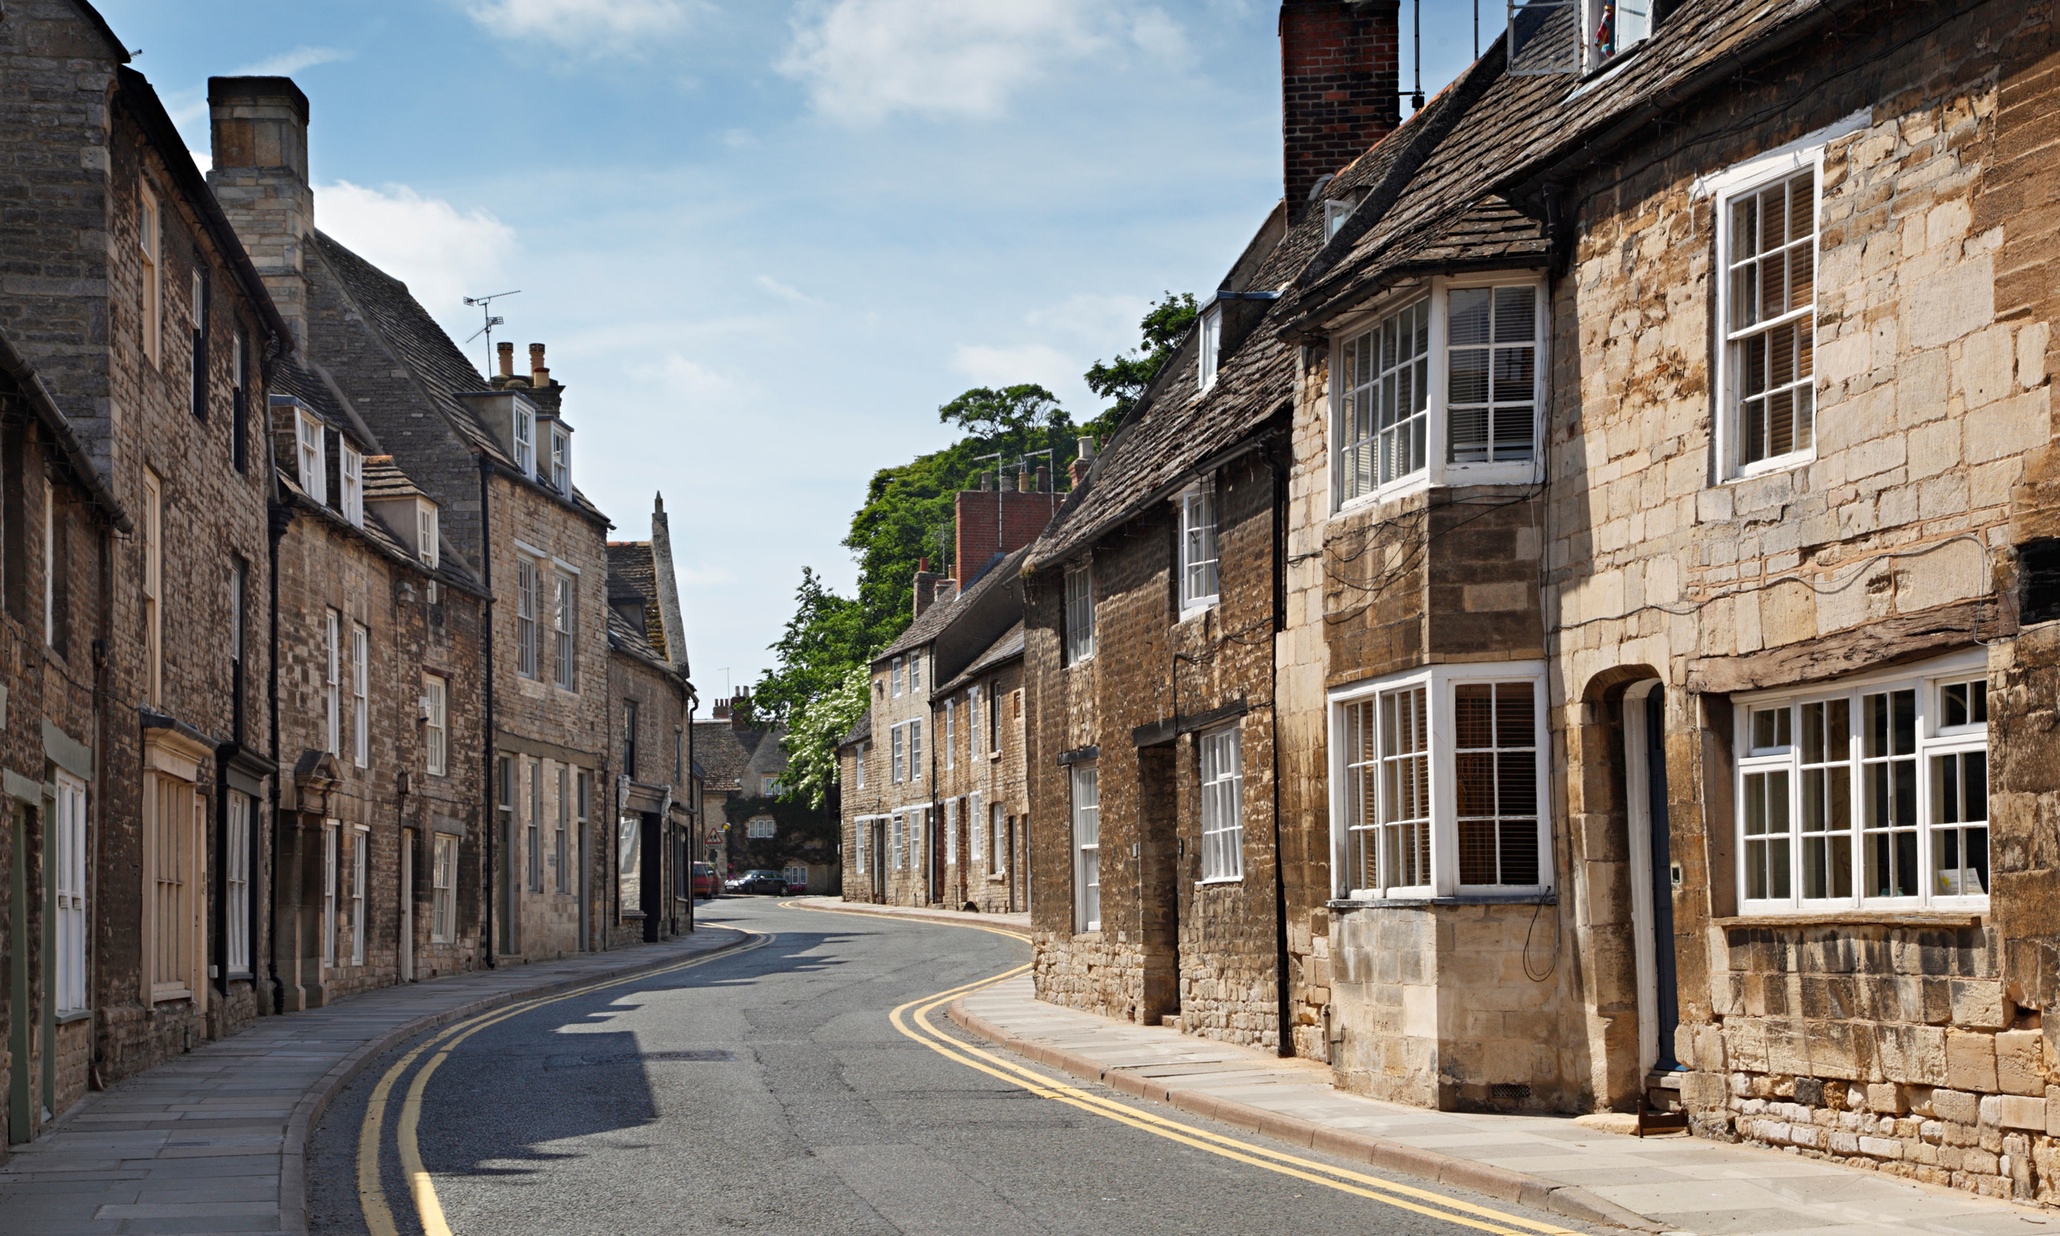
297 411 327 505
1586 0 1652 68
416 501 440 569
1324 198 1357 241
341 442 364 528
1198 304 1223 392
550 424 571 492
512 404 535 478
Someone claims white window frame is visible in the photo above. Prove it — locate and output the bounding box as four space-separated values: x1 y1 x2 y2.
892 812 906 871
968 686 982 759
891 724 906 783
944 700 955 771
1582 0 1653 71
431 833 457 944
351 824 369 965
1330 275 1546 512
351 622 369 768
515 556 540 678
297 411 327 505
417 501 440 569
528 759 544 894
553 570 577 691
990 800 1006 878
55 772 89 1012
423 674 448 777
1065 559 1095 664
1199 724 1245 883
892 656 904 697
1328 661 1552 899
854 742 866 790
908 719 922 784
143 470 162 707
1733 650 1990 915
1711 148 1822 481
550 423 571 491
945 797 958 865
512 403 535 478
324 610 341 756
969 789 984 863
225 789 250 977
140 182 162 366
556 765 571 894
1178 480 1220 617
341 441 364 528
910 653 921 691
1071 764 1100 931
1323 197 1358 241
322 820 338 968
1198 303 1222 392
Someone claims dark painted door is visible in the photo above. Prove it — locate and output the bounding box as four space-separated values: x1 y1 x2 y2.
1644 688 1681 1071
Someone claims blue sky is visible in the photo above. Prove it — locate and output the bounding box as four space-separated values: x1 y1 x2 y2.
100 0 1493 696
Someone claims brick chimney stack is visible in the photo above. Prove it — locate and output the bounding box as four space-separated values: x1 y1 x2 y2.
1280 1 1401 218
206 76 314 347
954 488 1061 590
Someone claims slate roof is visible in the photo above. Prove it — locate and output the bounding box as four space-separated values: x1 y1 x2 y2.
312 230 609 525
1031 0 1861 569
272 354 381 455
837 710 872 752
937 622 1024 697
607 605 672 674
362 456 425 502
0 328 129 530
607 541 671 659
877 544 1029 664
693 721 786 794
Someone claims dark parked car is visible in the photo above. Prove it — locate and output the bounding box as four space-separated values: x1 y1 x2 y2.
735 869 787 895
691 862 718 899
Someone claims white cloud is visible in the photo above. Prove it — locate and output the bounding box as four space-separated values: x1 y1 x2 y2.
462 0 706 53
950 341 1077 392
315 182 517 325
780 0 1184 123
754 274 819 305
231 45 354 77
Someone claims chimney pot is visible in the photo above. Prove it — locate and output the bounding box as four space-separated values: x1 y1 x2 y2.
497 341 515 378
1016 470 1033 494
529 342 549 388
1035 465 1050 492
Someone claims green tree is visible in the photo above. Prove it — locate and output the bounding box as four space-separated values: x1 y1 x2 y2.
781 664 870 809
1082 291 1200 439
748 568 870 727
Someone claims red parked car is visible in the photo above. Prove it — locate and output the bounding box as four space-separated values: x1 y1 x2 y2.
690 862 718 899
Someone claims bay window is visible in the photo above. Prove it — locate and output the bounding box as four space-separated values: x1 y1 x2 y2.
1735 653 1988 913
1332 276 1544 508
1330 663 1549 899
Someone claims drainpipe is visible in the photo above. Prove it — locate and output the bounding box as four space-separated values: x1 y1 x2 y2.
1269 438 1293 1059
479 455 497 968
266 496 289 1015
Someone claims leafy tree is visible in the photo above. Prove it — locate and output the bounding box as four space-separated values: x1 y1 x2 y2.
937 383 1065 439
781 664 870 809
747 569 870 727
1082 291 1200 439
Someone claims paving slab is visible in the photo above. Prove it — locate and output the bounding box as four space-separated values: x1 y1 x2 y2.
0 927 747 1234
951 974 2060 1235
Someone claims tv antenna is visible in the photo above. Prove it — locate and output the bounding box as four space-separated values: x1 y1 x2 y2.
463 289 521 375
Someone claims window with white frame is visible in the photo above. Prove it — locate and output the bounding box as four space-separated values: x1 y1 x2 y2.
431 833 457 943
968 685 982 759
351 825 368 965
143 470 163 707
854 742 866 789
910 653 921 691
55 772 88 1012
556 765 571 894
747 815 777 839
516 557 540 678
854 817 868 874
892 812 906 870
1198 303 1222 391
1324 197 1357 241
417 502 440 569
528 759 544 894
1735 654 1989 912
512 403 535 477
341 442 364 527
1065 560 1095 664
351 622 369 768
1584 0 1652 69
908 719 923 783
1333 278 1544 507
891 724 906 783
140 182 162 366
970 790 984 863
324 610 341 755
944 700 955 770
990 801 1007 877
1071 764 1100 930
1718 163 1817 474
990 685 1003 754
1330 664 1548 898
423 674 448 776
225 790 250 976
297 411 327 505
892 656 903 697
550 423 571 492
1180 481 1219 614
553 570 577 690
945 797 958 864
1199 725 1245 882
322 820 338 968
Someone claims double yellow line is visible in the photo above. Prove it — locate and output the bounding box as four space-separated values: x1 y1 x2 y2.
355 932 769 1236
813 903 1577 1236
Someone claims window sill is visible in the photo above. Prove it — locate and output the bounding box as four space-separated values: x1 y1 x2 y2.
1330 892 1556 910
56 1009 92 1025
1178 600 1219 625
1198 876 1244 887
1713 910 1986 929
987 872 1009 883
1723 450 1815 485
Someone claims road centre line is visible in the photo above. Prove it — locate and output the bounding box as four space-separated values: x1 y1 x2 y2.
356 931 770 1236
796 902 1579 1236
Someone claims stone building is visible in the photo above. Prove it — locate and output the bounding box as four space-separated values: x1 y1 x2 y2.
208 76 616 967
604 497 698 946
695 699 832 889
932 623 1029 914
0 2 289 1102
0 329 131 1150
267 354 489 1009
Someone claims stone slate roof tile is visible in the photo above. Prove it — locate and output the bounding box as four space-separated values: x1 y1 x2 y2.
692 722 788 792
838 710 872 751
877 544 1029 663
937 622 1024 697
607 541 669 659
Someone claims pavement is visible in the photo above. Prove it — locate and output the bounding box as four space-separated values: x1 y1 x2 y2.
951 973 2060 1236
0 925 748 1234
786 894 1030 936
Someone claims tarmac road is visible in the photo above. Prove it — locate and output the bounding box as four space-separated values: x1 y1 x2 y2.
309 897 1591 1235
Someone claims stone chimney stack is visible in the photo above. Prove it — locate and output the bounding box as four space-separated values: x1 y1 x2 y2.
529 343 551 389
1279 1 1401 218
497 341 516 380
207 76 314 347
